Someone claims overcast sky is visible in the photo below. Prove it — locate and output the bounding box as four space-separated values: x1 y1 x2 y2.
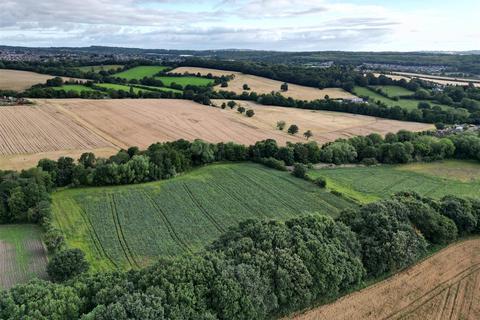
1 0 479 51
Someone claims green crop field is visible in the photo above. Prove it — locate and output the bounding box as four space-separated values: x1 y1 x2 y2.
370 85 414 97
96 83 155 94
77 65 123 73
308 160 480 204
52 163 354 271
113 66 169 80
51 84 99 93
353 86 450 111
155 76 214 87
133 84 183 94
0 225 48 289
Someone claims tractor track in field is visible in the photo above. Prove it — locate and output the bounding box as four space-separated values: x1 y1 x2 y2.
77 206 119 269
182 183 226 233
142 191 192 253
109 194 140 268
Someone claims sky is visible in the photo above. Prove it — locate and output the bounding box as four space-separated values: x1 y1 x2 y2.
1 0 479 51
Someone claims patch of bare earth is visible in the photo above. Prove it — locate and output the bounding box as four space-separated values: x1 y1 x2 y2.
291 239 480 320
171 67 357 100
0 69 86 91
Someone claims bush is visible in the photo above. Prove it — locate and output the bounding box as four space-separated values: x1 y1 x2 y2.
288 124 299 135
237 106 246 114
292 163 307 179
44 228 65 253
258 157 287 171
314 177 327 188
47 248 89 282
361 157 378 166
246 109 255 117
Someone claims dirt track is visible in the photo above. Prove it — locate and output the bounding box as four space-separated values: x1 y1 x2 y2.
0 99 432 170
292 239 480 320
171 66 357 100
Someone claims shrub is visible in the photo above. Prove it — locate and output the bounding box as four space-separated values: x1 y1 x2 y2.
288 124 299 135
361 157 378 166
246 109 255 117
44 228 65 253
292 163 307 179
276 120 286 131
237 106 246 114
258 157 287 171
47 249 89 282
314 177 327 188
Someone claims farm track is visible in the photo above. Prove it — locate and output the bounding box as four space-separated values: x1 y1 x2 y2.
182 183 226 233
77 206 118 269
141 191 192 253
109 194 140 268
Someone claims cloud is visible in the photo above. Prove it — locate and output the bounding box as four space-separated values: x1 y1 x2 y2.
0 0 477 51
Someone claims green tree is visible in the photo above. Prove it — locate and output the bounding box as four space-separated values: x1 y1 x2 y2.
246 109 255 117
227 100 236 109
276 120 286 131
292 163 307 179
303 130 313 140
237 106 246 114
287 124 299 135
47 249 90 282
8 187 27 222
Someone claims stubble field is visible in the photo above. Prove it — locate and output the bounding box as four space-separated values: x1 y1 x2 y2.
0 69 86 91
293 238 480 320
0 99 432 170
171 66 357 100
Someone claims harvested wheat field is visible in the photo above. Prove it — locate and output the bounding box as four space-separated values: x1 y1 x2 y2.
0 99 432 170
212 100 433 144
390 72 480 87
171 66 357 100
0 69 86 91
292 238 480 320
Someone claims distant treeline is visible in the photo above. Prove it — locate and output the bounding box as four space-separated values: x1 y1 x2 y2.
181 58 360 90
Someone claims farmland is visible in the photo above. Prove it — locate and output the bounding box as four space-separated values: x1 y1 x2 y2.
96 83 155 94
0 225 48 290
0 99 432 170
294 238 480 320
308 160 480 203
370 85 414 97
0 69 85 91
171 66 357 100
375 72 480 87
52 163 355 270
77 65 123 73
155 75 214 87
113 66 169 80
353 86 451 110
52 84 99 93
